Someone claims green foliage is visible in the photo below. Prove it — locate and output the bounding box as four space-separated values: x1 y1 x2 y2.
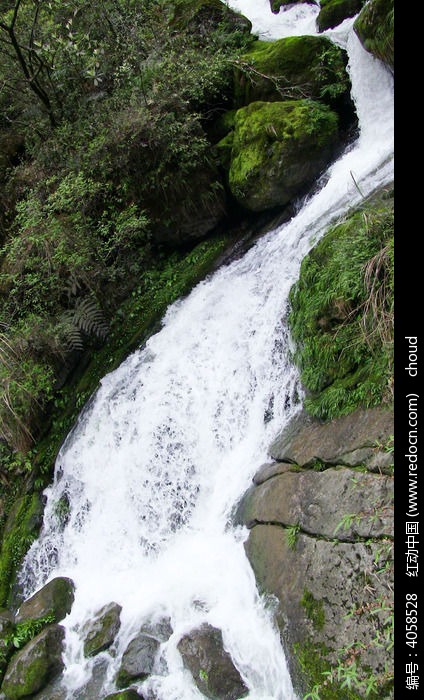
289 191 394 420
0 0 251 454
7 614 55 651
286 523 301 550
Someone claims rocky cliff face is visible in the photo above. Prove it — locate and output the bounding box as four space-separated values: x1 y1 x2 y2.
238 406 394 698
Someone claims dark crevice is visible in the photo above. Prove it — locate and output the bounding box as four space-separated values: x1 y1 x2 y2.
248 519 394 544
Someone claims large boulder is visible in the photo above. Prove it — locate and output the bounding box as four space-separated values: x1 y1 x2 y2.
82 602 122 657
234 35 351 109
269 406 394 471
177 623 248 699
116 633 160 689
16 578 75 625
0 625 65 699
317 0 365 32
226 100 339 212
354 0 394 72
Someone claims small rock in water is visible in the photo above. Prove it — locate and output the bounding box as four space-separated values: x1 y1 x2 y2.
116 633 160 688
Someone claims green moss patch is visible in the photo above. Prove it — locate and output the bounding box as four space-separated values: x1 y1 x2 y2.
289 188 394 421
301 590 325 631
294 641 362 700
228 99 339 211
0 494 43 608
235 35 350 107
354 0 394 71
317 0 365 32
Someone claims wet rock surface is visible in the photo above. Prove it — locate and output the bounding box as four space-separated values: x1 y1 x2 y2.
82 602 122 657
177 623 248 699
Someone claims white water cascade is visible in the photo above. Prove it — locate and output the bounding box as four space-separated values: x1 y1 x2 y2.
20 2 394 699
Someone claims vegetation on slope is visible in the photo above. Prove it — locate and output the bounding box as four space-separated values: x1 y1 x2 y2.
0 0 253 461
289 187 394 420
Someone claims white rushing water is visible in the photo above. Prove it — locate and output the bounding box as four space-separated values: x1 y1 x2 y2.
20 2 394 699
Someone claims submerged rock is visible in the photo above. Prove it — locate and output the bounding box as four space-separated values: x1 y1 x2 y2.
354 0 394 72
317 0 365 32
270 1 316 14
82 602 122 657
139 617 173 643
177 623 248 699
16 577 75 625
1 625 65 699
116 633 160 689
227 100 339 212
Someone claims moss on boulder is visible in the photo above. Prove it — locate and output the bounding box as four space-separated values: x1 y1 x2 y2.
0 624 65 699
289 187 394 420
16 577 75 625
317 0 365 32
227 100 339 212
234 35 351 109
354 0 394 72
82 602 122 657
0 493 44 608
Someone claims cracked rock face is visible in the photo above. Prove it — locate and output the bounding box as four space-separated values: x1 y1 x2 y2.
240 407 394 697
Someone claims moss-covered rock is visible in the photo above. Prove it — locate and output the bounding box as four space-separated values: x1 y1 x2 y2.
317 0 365 32
289 187 394 420
82 602 122 657
234 35 351 109
228 100 339 212
0 493 44 608
0 624 65 699
170 0 252 37
354 0 394 72
16 577 75 625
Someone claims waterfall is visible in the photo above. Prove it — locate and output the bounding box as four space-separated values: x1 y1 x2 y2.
19 3 394 699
